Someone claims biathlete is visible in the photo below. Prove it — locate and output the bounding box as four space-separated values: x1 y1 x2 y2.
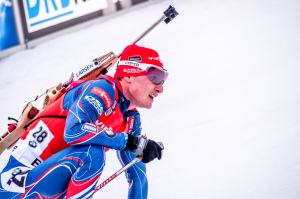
0 44 168 199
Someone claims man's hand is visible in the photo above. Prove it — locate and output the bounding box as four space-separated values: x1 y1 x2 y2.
124 134 164 163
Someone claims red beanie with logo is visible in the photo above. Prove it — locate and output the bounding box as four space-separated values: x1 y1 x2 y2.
114 44 164 78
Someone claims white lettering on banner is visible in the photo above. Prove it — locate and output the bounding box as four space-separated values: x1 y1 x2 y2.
23 0 108 33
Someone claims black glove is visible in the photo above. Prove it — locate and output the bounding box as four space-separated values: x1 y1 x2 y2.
142 139 163 163
124 134 163 163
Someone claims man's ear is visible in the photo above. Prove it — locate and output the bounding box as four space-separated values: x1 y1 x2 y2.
123 76 131 83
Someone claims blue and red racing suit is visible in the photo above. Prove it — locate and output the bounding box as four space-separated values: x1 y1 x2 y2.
0 76 148 198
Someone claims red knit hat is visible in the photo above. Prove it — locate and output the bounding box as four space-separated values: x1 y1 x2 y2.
114 44 165 78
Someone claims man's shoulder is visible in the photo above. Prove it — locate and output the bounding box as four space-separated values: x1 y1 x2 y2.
88 76 116 92
86 76 117 103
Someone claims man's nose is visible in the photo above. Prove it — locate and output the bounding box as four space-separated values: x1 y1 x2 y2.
156 83 164 93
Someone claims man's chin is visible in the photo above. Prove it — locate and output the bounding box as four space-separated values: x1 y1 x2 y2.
139 104 152 109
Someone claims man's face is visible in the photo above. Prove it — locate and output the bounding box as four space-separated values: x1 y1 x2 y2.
128 75 164 109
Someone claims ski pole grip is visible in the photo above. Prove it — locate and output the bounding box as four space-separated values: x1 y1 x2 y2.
157 142 164 150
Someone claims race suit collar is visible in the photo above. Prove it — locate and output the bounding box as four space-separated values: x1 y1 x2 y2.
114 78 131 115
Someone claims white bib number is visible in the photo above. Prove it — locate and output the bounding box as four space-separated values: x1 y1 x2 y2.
1 166 29 193
12 120 54 168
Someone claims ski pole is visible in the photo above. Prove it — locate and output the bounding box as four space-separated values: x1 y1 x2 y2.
83 156 143 199
117 5 179 57
84 142 164 198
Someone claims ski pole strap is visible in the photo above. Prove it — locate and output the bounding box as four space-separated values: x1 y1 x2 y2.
24 115 67 129
132 135 148 156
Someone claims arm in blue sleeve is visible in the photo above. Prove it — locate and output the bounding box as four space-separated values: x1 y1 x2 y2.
130 113 142 136
63 80 128 151
117 150 148 199
117 114 147 199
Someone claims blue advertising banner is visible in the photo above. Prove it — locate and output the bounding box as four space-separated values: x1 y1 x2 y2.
23 0 107 33
1 0 148 44
0 0 19 51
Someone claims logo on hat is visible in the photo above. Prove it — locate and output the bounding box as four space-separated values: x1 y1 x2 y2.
123 68 142 73
129 56 142 62
148 57 162 63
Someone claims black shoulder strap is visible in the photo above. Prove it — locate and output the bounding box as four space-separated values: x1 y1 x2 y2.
24 115 67 130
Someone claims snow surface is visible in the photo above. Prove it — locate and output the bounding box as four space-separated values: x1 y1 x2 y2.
1 0 300 198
